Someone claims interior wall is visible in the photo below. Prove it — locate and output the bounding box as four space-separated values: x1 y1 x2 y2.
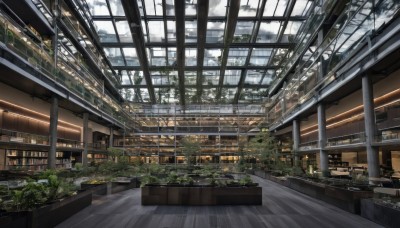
0 82 114 142
392 151 400 172
299 69 400 143
342 152 358 164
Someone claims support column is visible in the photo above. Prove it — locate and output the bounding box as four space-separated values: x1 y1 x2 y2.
292 119 300 166
109 127 114 148
362 74 380 178
48 96 58 169
82 113 89 166
317 103 329 177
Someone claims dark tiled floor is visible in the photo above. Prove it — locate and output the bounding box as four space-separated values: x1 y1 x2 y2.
57 175 382 228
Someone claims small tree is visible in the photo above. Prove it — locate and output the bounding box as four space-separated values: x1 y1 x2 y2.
107 147 124 163
247 130 278 170
181 137 200 166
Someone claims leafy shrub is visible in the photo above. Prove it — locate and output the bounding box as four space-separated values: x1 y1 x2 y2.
140 175 160 187
13 182 48 211
176 175 193 185
239 175 253 186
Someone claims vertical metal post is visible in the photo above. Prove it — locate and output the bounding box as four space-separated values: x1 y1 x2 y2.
82 113 89 166
317 103 329 176
362 74 380 179
48 96 58 169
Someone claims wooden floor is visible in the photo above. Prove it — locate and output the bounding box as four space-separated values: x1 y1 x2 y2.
57 175 382 228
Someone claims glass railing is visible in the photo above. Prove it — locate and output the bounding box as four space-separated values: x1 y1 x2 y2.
0 128 49 145
268 0 400 126
269 0 338 93
56 139 84 148
0 11 128 125
326 133 366 147
377 132 400 142
0 128 85 148
60 12 120 88
299 141 318 150
87 142 108 150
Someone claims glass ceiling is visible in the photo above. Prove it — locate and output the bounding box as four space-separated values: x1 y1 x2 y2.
83 0 312 105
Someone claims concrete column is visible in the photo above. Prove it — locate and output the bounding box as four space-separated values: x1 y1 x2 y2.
362 74 380 178
317 103 329 176
82 113 89 166
292 119 300 166
109 127 114 148
48 96 58 169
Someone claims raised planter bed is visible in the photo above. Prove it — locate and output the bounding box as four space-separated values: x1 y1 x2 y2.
111 177 140 194
361 198 400 228
287 177 372 214
254 171 373 214
81 182 108 195
141 185 262 205
0 190 92 228
254 170 289 186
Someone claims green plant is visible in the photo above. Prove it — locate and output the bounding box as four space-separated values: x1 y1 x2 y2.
181 137 201 166
166 172 179 184
176 175 194 185
247 131 278 170
12 182 48 211
140 175 160 187
46 174 60 201
239 175 253 186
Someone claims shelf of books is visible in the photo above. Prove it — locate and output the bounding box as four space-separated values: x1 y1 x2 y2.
87 153 108 163
6 150 72 171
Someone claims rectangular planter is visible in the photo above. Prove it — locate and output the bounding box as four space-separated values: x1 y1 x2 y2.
0 190 92 228
254 170 289 187
111 178 139 194
81 183 108 195
361 198 400 228
141 186 262 205
287 177 372 214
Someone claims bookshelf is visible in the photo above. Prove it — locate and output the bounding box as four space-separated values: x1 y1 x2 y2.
6 150 72 171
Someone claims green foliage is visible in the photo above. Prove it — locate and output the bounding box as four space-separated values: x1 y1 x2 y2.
352 174 369 185
107 147 125 162
75 163 83 171
166 172 179 184
98 160 130 177
181 137 201 166
147 163 165 174
290 166 304 176
140 175 160 187
239 175 253 186
46 174 60 201
176 175 194 185
38 169 58 179
247 131 278 169
13 182 48 211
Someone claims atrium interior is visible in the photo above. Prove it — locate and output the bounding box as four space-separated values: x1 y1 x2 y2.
0 0 400 227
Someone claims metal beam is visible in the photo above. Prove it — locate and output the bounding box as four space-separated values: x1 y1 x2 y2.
121 84 269 89
92 15 307 21
121 0 156 104
100 42 293 48
175 0 186 106
216 0 241 101
113 65 279 71
233 0 268 104
196 0 209 103
63 0 119 85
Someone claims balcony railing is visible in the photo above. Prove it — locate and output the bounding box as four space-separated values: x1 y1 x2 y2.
326 133 366 147
376 132 400 142
299 141 318 151
0 11 128 126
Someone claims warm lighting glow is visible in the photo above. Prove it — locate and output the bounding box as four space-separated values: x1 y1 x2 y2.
6 112 80 133
301 89 400 136
0 99 81 129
